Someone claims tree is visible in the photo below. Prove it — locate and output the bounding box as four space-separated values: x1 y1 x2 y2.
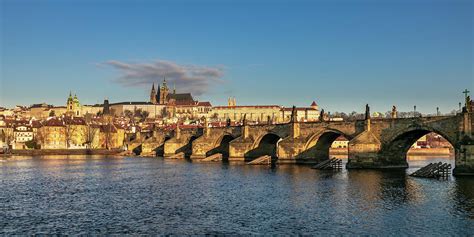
85 125 97 149
124 109 134 120
35 128 46 149
140 111 149 122
25 139 39 149
133 108 149 122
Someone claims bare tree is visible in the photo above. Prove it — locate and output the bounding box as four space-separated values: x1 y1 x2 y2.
85 125 96 149
35 128 46 149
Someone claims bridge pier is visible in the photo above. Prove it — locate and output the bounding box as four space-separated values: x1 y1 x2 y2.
345 129 407 169
163 128 202 158
453 144 474 176
190 133 213 160
141 136 167 156
228 137 252 163
277 137 319 164
164 135 195 158
190 127 240 160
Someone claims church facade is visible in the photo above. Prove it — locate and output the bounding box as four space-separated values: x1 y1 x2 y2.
149 79 196 106
147 80 212 119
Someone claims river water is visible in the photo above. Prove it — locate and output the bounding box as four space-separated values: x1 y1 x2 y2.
1 156 473 235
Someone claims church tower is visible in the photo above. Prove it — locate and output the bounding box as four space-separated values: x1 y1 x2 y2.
67 92 74 111
73 94 81 116
66 92 82 116
158 78 169 104
150 83 157 104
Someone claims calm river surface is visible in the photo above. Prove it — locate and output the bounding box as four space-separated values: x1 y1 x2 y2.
1 156 473 235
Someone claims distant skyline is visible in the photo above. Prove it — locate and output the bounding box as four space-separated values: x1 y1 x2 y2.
1 0 473 114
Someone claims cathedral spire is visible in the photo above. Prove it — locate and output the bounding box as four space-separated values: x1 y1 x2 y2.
150 82 157 104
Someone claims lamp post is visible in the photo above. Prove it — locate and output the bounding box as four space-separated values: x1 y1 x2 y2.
436 107 439 116
414 105 417 117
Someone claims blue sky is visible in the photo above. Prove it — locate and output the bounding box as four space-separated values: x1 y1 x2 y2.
1 0 473 114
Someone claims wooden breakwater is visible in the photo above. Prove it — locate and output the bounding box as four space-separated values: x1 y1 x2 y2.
410 162 451 179
312 158 343 170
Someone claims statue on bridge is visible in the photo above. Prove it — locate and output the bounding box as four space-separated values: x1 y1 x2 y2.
391 105 397 119
466 96 472 113
365 104 371 120
320 109 325 122
290 106 297 123
242 114 247 126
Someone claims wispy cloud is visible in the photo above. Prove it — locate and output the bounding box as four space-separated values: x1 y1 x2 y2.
102 59 225 95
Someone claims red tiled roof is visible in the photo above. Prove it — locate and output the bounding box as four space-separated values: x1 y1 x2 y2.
64 116 86 125
100 124 117 133
173 100 197 106
197 101 212 107
335 136 348 141
42 117 65 127
30 120 43 128
114 123 128 129
311 101 318 106
282 107 316 111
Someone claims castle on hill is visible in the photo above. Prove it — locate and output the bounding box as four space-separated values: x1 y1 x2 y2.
149 79 195 106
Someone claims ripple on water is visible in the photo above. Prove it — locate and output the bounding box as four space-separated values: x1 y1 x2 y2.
0 156 473 235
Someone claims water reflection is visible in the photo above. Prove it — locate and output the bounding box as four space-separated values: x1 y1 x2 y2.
0 156 473 235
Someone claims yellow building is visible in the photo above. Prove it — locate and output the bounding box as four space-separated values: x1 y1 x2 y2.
212 105 283 123
37 117 67 149
280 101 320 122
64 117 88 149
331 136 349 148
211 100 320 123
92 124 125 149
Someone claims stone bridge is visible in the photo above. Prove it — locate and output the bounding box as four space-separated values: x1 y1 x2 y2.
139 109 473 176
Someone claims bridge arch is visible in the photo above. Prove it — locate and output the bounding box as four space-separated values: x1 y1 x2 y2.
246 133 282 161
302 129 350 161
381 125 457 167
206 134 235 160
156 135 172 156
176 135 199 158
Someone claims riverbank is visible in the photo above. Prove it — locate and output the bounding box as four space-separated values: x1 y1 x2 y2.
9 149 124 156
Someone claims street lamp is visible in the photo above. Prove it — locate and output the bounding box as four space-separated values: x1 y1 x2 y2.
414 105 417 117
436 107 439 116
